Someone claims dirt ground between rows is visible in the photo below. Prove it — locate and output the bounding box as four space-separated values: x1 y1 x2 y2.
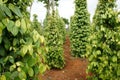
39 36 90 80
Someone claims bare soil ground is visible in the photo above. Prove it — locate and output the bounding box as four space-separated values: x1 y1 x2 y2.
40 36 90 80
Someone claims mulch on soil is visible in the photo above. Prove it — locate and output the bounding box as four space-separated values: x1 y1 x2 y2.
41 36 89 80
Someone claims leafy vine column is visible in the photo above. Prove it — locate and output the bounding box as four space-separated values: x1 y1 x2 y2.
86 0 120 79
43 0 65 69
0 0 47 80
70 0 90 57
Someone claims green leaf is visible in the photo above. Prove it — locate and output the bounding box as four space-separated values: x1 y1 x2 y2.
34 66 39 74
6 20 19 36
112 56 117 62
10 71 18 80
9 56 14 64
39 63 46 74
0 6 6 20
32 30 40 42
28 68 34 77
0 64 1 72
20 45 28 57
117 51 120 57
13 38 18 46
117 69 120 76
0 46 5 56
28 44 33 55
4 72 11 80
9 4 22 17
9 64 16 71
96 50 101 55
0 1 3 5
21 63 29 73
15 20 21 27
27 56 36 67
0 22 5 30
3 37 11 50
6 20 14 32
4 56 9 63
20 19 27 34
16 61 24 67
0 75 6 80
17 67 22 72
2 5 12 17
2 18 9 26
12 25 19 36
18 70 26 80
40 36 44 43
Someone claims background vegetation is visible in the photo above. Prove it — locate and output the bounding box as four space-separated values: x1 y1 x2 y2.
0 0 120 80
70 0 90 57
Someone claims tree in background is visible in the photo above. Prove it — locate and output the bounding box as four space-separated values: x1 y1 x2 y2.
86 0 120 79
41 0 59 29
61 17 69 26
38 0 51 15
38 0 59 15
70 0 90 57
0 0 47 79
61 17 69 33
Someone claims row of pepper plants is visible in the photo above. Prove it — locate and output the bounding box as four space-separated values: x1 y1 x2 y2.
39 0 66 69
86 0 120 79
70 0 90 57
70 0 120 79
43 8 66 69
0 0 47 80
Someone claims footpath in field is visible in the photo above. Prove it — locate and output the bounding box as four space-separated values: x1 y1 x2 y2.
42 36 89 80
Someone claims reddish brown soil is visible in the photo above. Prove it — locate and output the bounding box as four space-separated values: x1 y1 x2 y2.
41 36 89 80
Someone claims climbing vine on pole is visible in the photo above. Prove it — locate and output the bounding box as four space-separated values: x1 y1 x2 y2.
86 0 120 79
70 0 90 57
44 11 65 69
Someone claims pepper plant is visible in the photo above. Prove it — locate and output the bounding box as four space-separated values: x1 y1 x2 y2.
86 0 120 79
70 0 90 57
55 9 66 42
44 12 65 69
0 0 47 80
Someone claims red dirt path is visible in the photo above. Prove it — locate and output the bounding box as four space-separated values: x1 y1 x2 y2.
41 36 89 80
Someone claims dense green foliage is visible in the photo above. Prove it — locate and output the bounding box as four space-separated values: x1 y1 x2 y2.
58 17 66 41
44 12 65 69
70 0 90 57
86 0 120 79
61 17 69 25
1 0 120 79
32 14 43 35
55 10 66 41
0 0 47 80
